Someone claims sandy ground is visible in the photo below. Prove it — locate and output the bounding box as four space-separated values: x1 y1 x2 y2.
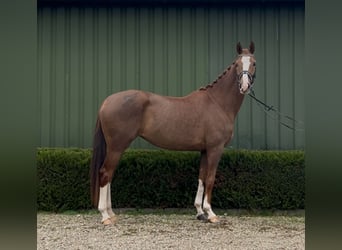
37 210 305 250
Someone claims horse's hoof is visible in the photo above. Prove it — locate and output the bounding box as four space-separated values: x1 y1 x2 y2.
196 214 208 221
102 218 113 225
208 216 220 223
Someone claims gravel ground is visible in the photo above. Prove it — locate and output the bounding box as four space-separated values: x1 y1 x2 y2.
37 210 304 250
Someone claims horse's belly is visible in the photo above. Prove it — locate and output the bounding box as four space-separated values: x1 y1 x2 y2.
140 127 205 151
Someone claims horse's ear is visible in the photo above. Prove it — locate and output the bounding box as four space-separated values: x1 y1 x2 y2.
249 41 255 54
236 42 242 54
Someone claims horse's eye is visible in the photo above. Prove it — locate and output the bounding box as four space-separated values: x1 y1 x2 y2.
253 63 256 66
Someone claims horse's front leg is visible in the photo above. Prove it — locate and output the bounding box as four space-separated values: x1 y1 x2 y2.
194 151 208 221
202 147 223 223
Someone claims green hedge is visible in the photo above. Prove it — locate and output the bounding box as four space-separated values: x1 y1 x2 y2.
37 148 304 212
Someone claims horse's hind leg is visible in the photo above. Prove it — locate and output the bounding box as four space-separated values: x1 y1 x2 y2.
106 183 117 223
98 150 123 224
98 183 111 224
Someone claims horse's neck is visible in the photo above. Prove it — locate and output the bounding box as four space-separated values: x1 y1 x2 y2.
206 67 245 120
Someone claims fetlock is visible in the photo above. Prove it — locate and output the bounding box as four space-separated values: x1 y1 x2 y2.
99 169 109 187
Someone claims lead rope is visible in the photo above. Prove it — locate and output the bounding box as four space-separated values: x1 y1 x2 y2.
248 89 304 131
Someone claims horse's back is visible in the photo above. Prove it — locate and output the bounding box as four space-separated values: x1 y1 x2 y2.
100 89 197 115
99 90 149 114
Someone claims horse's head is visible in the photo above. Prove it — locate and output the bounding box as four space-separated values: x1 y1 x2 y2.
234 42 256 94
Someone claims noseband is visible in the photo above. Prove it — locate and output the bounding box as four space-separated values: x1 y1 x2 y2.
237 70 256 90
238 71 255 83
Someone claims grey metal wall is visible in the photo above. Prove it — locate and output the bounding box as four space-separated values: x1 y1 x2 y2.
38 4 304 149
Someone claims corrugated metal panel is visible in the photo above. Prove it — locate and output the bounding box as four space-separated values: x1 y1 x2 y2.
38 5 304 149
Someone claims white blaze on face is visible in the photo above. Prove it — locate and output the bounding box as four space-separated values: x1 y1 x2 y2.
240 56 251 93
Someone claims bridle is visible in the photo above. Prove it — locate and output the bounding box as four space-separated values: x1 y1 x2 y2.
237 61 256 92
235 54 256 91
238 70 255 86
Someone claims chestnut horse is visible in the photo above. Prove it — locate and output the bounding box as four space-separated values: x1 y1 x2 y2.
90 42 256 224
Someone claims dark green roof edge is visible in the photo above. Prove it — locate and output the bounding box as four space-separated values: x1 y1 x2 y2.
38 0 304 7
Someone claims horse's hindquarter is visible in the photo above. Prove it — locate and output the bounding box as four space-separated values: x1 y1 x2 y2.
99 90 151 145
140 91 233 151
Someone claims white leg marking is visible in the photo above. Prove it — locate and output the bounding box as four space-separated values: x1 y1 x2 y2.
194 179 205 216
98 183 111 222
106 183 115 218
203 195 217 219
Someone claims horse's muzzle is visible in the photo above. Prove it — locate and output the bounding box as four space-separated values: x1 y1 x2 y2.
239 82 251 94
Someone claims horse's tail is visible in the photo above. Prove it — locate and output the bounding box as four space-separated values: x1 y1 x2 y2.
90 116 106 208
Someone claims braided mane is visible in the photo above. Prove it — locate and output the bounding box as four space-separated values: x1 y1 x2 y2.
199 64 233 91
